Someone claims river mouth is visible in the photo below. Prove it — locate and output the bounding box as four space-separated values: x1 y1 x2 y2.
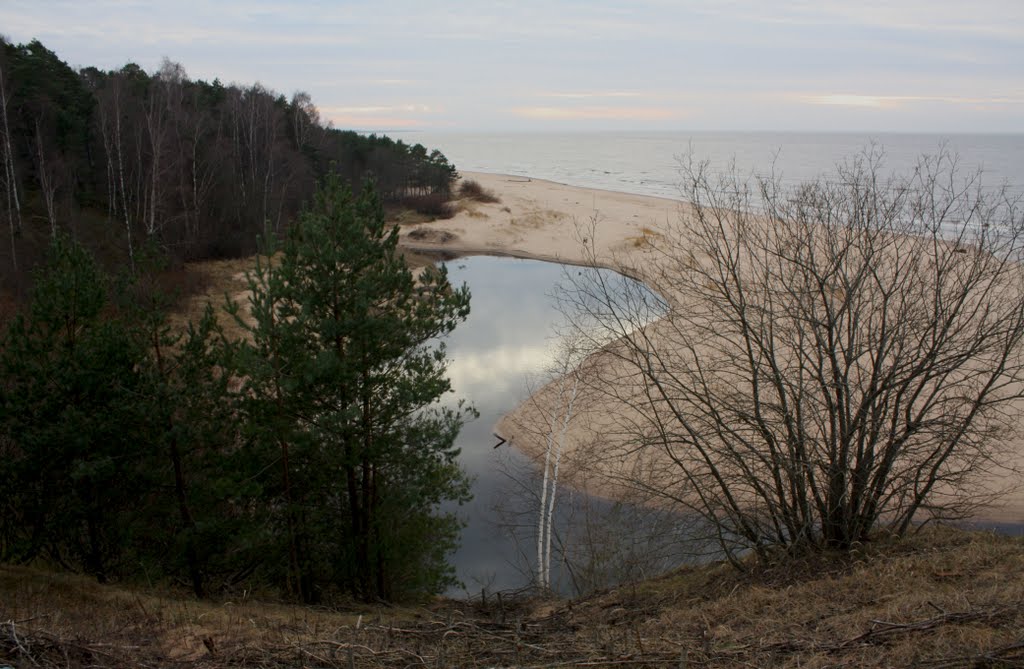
438 255 702 597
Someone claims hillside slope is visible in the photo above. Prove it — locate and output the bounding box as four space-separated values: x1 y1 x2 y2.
3 526 1022 668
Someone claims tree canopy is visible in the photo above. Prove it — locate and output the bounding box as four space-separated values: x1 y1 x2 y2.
229 173 473 601
0 174 473 602
0 37 457 291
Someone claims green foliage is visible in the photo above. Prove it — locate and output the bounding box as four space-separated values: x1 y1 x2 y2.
132 299 249 597
4 39 94 158
229 174 473 602
0 178 474 604
0 235 149 580
0 236 247 594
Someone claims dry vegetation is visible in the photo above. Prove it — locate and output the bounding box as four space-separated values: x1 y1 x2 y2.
400 193 457 220
3 526 1023 668
626 226 663 249
511 207 567 230
459 179 501 204
167 256 257 340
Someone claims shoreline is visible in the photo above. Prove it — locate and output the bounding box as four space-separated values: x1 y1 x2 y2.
398 170 685 283
398 170 1024 527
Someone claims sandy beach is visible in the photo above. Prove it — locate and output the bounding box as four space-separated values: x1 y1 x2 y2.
399 171 1024 526
399 171 684 266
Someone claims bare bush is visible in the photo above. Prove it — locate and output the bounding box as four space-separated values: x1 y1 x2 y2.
560 150 1024 564
401 192 456 219
459 179 501 203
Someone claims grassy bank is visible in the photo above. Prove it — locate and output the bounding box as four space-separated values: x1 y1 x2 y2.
3 526 1022 668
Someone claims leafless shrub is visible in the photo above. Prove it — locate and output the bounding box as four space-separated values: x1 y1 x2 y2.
560 148 1024 564
401 193 456 219
459 179 501 203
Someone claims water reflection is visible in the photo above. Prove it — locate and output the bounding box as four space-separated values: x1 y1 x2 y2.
438 256 704 596
437 255 1024 597
439 256 567 594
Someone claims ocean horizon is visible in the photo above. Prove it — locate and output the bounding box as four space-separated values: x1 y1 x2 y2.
399 131 1024 203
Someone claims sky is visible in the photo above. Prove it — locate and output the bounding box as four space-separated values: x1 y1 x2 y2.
2 0 1023 133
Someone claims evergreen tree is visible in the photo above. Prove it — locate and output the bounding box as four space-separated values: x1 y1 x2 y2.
0 235 149 580
229 174 473 602
135 295 246 598
0 238 244 592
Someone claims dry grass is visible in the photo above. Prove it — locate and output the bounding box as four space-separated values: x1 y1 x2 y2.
406 227 458 245
627 226 663 249
459 179 501 204
169 246 450 343
511 208 567 230
3 526 1023 668
385 204 439 227
401 193 457 220
168 256 261 342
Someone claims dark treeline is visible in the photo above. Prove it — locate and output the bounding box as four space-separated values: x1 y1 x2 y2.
0 38 473 604
0 179 472 603
0 38 456 292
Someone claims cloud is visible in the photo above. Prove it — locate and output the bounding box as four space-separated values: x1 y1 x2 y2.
808 95 896 109
448 345 551 395
1 8 362 49
1 0 1020 132
322 115 428 129
805 93 1024 108
317 103 444 129
538 91 644 99
322 104 438 115
689 0 1024 39
512 106 682 121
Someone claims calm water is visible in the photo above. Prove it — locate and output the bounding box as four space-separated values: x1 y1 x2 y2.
439 256 573 594
439 256 693 596
403 131 1024 201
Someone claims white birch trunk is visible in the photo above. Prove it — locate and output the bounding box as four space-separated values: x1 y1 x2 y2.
542 373 578 589
35 118 57 236
0 61 20 269
114 87 134 269
535 378 563 589
98 105 116 226
145 91 165 236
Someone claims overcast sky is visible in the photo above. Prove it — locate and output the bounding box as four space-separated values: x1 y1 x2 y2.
2 0 1022 133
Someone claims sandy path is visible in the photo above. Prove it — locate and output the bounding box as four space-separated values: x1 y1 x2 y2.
400 171 1024 526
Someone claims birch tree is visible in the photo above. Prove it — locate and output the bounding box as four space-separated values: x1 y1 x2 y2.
33 115 59 235
535 337 583 590
0 49 20 268
96 73 138 268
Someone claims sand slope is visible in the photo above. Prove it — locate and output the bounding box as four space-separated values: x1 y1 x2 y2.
399 171 1024 526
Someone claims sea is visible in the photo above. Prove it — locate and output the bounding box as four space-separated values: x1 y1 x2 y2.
399 131 1024 202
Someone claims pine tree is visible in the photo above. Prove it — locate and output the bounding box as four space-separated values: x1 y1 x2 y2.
0 235 149 580
136 295 243 598
230 174 473 602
